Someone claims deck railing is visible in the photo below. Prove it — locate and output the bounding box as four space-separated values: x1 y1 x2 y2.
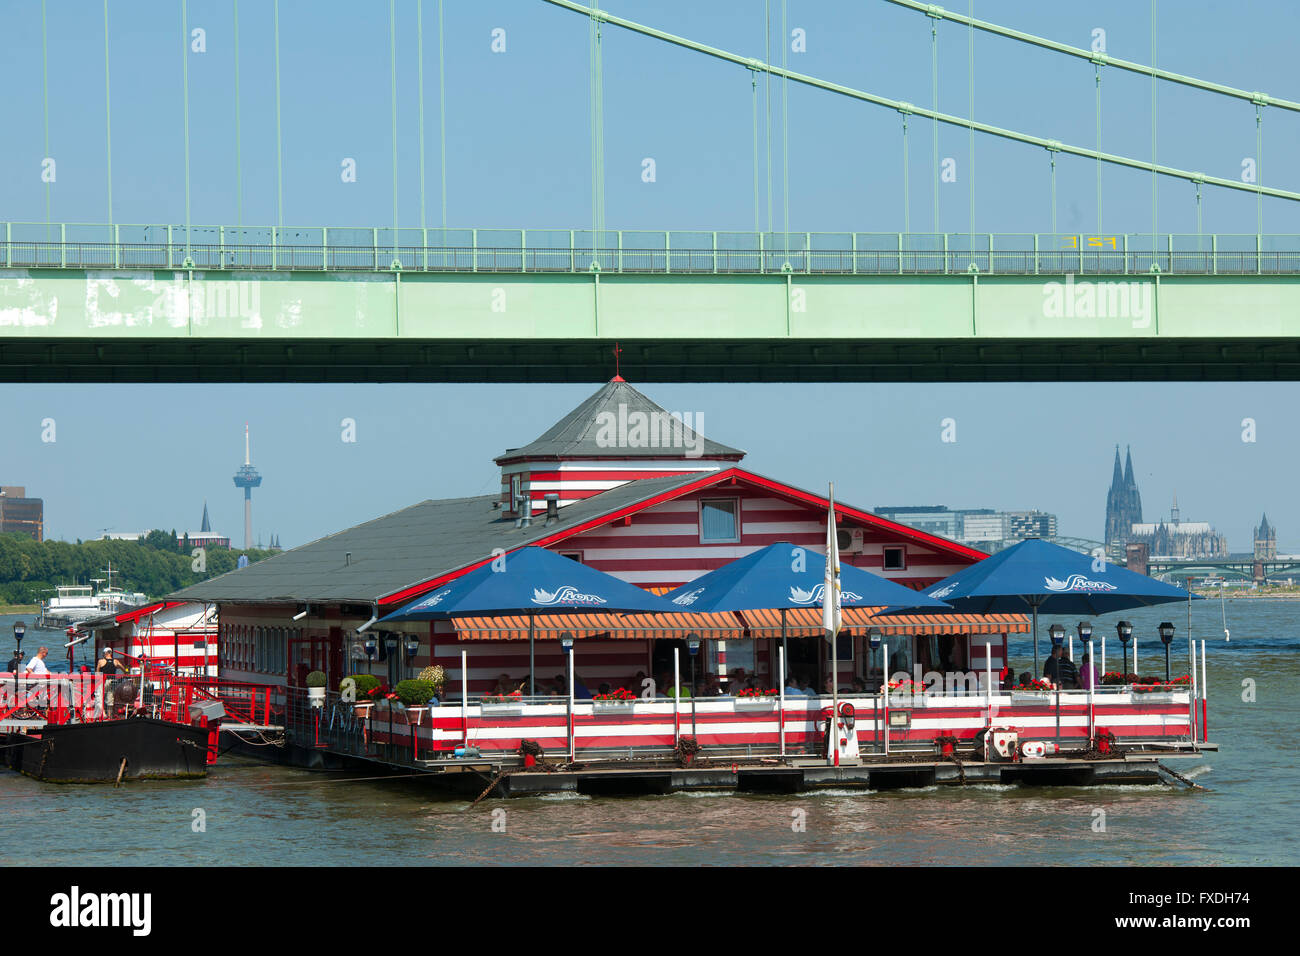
5 222 1300 276
280 685 1200 768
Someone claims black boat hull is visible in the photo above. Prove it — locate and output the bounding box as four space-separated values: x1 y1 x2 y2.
3 717 210 783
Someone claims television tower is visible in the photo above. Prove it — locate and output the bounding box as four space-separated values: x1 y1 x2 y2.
232 423 262 550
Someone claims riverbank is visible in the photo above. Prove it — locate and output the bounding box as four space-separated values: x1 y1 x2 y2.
0 604 38 614
1191 590 1300 600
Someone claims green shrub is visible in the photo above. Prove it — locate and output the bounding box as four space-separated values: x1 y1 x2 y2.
395 678 437 706
305 670 327 688
340 673 381 700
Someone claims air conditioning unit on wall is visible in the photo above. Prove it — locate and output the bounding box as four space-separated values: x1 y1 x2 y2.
836 527 864 553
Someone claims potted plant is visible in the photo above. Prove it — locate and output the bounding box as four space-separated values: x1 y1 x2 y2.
305 670 327 708
934 734 960 757
675 735 701 767
592 686 638 712
887 677 926 706
480 688 525 715
341 674 383 717
1011 678 1054 704
417 665 446 697
734 687 780 709
395 678 437 723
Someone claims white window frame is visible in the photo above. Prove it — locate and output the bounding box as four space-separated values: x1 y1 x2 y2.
699 497 741 544
883 546 907 571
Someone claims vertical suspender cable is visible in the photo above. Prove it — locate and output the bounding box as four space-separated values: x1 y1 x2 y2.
234 0 243 228
1255 103 1263 238
274 0 284 230
438 0 447 232
764 0 773 238
103 0 113 227
389 0 399 260
781 0 789 259
1049 151 1057 236
41 0 51 237
182 0 192 260
930 12 939 235
1094 62 1102 234
751 70 760 237
1150 0 1158 269
901 111 910 237
418 0 427 235
967 0 974 267
588 12 606 260
1195 180 1202 239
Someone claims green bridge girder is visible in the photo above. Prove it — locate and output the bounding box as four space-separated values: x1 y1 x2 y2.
4 228 1300 383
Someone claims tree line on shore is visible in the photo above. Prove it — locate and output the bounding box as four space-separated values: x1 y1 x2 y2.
0 531 274 604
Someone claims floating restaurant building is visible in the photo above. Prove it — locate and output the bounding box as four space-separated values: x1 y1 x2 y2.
160 381 1208 790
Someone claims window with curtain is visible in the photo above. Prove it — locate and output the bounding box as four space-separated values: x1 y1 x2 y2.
700 498 739 543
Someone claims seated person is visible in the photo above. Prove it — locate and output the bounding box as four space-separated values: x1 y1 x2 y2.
492 673 520 696
850 676 867 694
597 682 612 696
572 674 594 699
784 674 804 696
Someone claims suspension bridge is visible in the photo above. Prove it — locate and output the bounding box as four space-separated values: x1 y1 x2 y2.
2 0 1298 383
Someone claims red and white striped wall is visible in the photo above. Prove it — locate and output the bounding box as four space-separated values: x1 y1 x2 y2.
366 692 1195 757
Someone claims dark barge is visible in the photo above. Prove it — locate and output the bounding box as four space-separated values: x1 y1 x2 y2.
4 716 211 784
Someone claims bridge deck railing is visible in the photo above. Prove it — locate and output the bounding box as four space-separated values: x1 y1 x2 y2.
5 224 1300 276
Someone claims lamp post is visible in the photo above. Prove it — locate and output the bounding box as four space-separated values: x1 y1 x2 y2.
867 627 882 753
1158 621 1176 682
404 636 420 680
13 620 25 666
1116 621 1132 678
687 634 700 736
561 632 575 759
1076 621 1092 674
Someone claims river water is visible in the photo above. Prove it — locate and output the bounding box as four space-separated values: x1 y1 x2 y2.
1 600 1295 866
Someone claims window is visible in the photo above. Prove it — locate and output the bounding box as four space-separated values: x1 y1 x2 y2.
510 474 523 511
883 546 906 571
559 551 583 563
700 498 740 543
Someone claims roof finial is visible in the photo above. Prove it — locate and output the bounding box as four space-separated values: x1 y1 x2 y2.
611 342 625 382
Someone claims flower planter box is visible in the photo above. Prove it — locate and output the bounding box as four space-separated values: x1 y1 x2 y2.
592 700 637 714
402 706 428 725
1131 691 1182 704
353 703 374 719
734 697 779 710
888 695 923 708
1010 692 1054 706
307 686 326 708
479 701 526 716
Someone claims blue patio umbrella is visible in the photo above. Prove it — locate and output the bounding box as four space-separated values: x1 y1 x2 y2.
921 538 1201 672
662 542 951 614
376 546 681 694
663 543 949 690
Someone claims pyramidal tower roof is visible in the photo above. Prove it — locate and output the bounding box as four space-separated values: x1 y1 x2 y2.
1124 445 1136 486
200 500 212 533
495 379 746 464
1110 445 1123 488
1258 513 1272 535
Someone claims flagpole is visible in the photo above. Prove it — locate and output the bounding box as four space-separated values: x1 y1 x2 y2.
826 482 841 766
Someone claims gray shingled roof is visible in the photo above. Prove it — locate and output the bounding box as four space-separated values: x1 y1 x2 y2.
495 379 745 463
168 473 705 605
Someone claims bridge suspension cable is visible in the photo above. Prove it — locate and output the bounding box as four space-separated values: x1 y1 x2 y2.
103 0 113 227
883 0 1300 114
540 1 1300 204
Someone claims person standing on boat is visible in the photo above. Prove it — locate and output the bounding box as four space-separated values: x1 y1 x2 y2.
1077 652 1098 690
23 646 50 676
96 647 125 679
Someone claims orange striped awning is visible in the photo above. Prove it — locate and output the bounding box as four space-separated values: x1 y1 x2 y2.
737 606 1030 637
450 610 743 641
449 606 1028 640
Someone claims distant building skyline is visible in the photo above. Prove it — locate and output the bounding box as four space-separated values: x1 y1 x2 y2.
0 486 43 541
1104 446 1144 550
872 504 1058 552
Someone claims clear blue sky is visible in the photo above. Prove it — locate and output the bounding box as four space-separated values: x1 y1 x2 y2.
1 1 1297 551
